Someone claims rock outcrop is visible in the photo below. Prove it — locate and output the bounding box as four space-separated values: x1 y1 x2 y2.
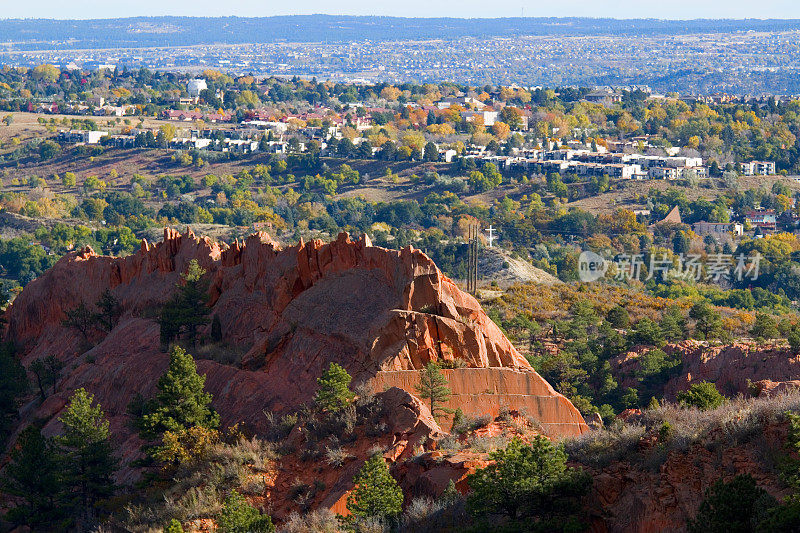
4 229 587 467
609 340 800 400
660 340 800 398
263 386 445 520
581 420 793 533
754 379 800 397
373 368 586 437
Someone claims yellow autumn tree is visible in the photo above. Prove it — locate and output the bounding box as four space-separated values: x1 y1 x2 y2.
31 64 60 83
380 86 401 101
492 121 511 140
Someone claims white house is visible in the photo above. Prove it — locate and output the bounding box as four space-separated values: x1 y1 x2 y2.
442 149 458 162
463 110 499 126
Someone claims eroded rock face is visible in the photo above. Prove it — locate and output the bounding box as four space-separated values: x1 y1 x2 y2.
373 368 587 437
581 421 792 533
661 341 800 399
263 386 444 520
754 379 800 397
4 230 586 466
611 340 800 400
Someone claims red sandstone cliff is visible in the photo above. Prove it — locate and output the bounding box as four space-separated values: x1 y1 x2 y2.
578 414 794 533
3 229 586 474
609 340 800 400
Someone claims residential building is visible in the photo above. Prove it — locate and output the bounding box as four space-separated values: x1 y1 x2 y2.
463 110 499 126
746 209 777 231
693 221 744 237
649 167 680 180
436 96 485 110
660 206 682 225
57 130 108 144
583 88 622 106
739 161 776 176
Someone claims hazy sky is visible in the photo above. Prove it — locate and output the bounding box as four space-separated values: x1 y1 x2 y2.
3 0 800 19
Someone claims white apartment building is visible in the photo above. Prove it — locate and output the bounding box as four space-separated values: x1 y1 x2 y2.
739 161 776 176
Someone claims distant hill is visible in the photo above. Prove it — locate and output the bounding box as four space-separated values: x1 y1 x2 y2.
479 247 561 286
2 16 800 50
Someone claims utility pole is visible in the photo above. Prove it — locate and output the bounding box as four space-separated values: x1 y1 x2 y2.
467 224 479 295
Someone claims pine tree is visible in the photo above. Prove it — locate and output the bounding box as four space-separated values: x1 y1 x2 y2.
314 362 355 412
467 437 591 523
660 306 687 341
688 474 774 533
789 327 800 354
441 479 460 503
346 453 404 520
1 425 61 528
606 305 629 328
677 381 725 411
627 318 665 347
0 342 27 446
159 259 211 347
29 354 64 399
94 289 121 332
56 388 118 527
141 346 219 440
62 301 95 341
690 301 723 340
451 407 466 433
415 362 452 420
672 231 691 255
751 312 779 340
210 314 223 343
218 490 275 532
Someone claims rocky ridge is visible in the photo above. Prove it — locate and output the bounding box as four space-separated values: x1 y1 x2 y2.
3 228 586 490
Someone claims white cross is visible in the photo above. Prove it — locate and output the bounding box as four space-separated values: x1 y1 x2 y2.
485 225 498 248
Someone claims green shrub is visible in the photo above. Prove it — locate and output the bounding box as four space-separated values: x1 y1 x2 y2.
606 306 629 328
467 437 590 526
689 301 723 340
627 318 664 347
750 312 779 340
164 518 184 533
677 382 725 411
688 474 775 533
218 491 274 533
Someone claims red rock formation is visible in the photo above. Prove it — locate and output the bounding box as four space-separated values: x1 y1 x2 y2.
609 340 800 400
754 379 800 397
660 340 800 398
373 368 587 437
4 230 586 467
262 386 444 520
581 421 793 533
